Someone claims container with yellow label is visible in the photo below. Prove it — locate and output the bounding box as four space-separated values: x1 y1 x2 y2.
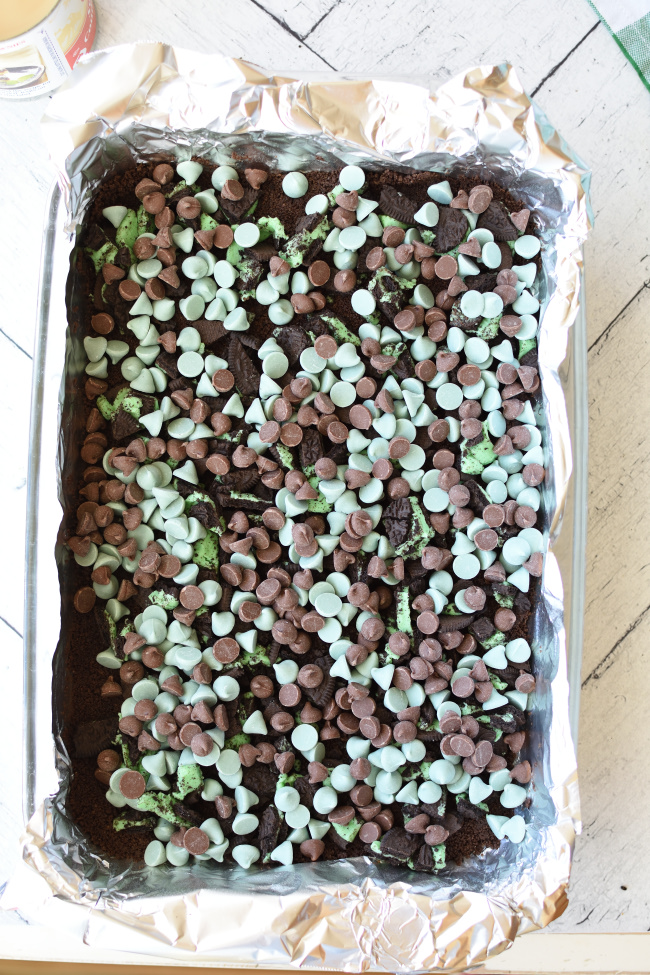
0 0 96 99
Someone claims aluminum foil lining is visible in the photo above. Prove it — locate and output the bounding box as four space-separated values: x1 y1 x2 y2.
8 46 589 972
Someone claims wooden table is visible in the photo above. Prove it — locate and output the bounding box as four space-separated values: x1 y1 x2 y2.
2 0 649 969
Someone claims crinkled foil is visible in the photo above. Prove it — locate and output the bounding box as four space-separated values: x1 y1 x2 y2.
5 47 589 971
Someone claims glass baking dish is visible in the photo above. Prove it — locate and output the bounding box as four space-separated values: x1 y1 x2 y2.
18 139 586 966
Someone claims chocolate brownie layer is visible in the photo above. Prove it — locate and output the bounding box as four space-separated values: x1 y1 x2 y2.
60 157 542 871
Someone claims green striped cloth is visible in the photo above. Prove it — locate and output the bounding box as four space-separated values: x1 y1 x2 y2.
589 0 650 90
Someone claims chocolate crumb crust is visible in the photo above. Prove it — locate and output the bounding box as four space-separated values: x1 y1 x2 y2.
60 157 542 871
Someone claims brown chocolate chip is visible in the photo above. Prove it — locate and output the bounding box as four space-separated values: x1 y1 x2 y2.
300 838 325 861
221 179 244 201
511 760 532 784
117 770 146 800
256 742 276 764
118 715 143 738
365 247 386 271
474 681 493 704
290 293 315 315
359 716 381 740
134 699 157 722
344 760 371 788
215 796 233 819
386 477 410 499
279 683 302 708
382 226 404 247
494 608 517 632
428 419 450 443
516 673 536 694
306 259 330 287
97 749 121 772
523 463 545 487
179 722 202 747
180 826 209 855
435 255 458 280
387 436 410 460
309 337 337 367
271 752 294 777
214 225 234 248
514 505 537 529
212 638 240 664
73 586 96 614
305 761 327 785
394 308 417 333
360 617 385 641
149 163 172 185
178 585 204 611
393 721 417 743
468 185 493 214
213 704 229 731
241 167 267 189
350 784 373 807
417 611 439 635
370 354 397 373
270 711 294 733
210 368 234 393
332 206 355 229
359 821 382 844
328 805 355 826
142 191 166 214
373 809 394 832
424 824 449 846
405 813 430 834
248 676 273 700
118 279 141 302
239 600 261 623
387 631 410 657
297 664 323 688
176 196 202 220
414 359 436 383
91 312 114 335
279 422 303 447
191 732 215 757
256 541 282 564
481 504 504 529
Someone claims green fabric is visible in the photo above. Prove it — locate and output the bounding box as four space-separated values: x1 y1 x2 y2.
588 1 650 92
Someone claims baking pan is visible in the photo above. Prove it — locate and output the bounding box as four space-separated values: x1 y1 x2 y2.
13 54 588 972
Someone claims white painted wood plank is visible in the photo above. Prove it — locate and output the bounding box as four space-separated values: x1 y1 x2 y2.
577 288 650 684
482 932 650 972
552 612 650 932
533 24 650 337
92 0 331 68
0 623 26 887
0 341 30 635
1 101 53 354
307 0 598 90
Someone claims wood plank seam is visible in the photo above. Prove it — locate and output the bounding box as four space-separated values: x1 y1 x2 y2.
0 617 22 640
246 0 337 68
530 21 600 96
588 280 650 352
582 601 650 687
0 330 32 360
301 0 345 40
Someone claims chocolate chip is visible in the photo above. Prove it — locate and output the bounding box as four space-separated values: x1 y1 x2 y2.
119 770 146 799
300 839 325 861
212 638 240 663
